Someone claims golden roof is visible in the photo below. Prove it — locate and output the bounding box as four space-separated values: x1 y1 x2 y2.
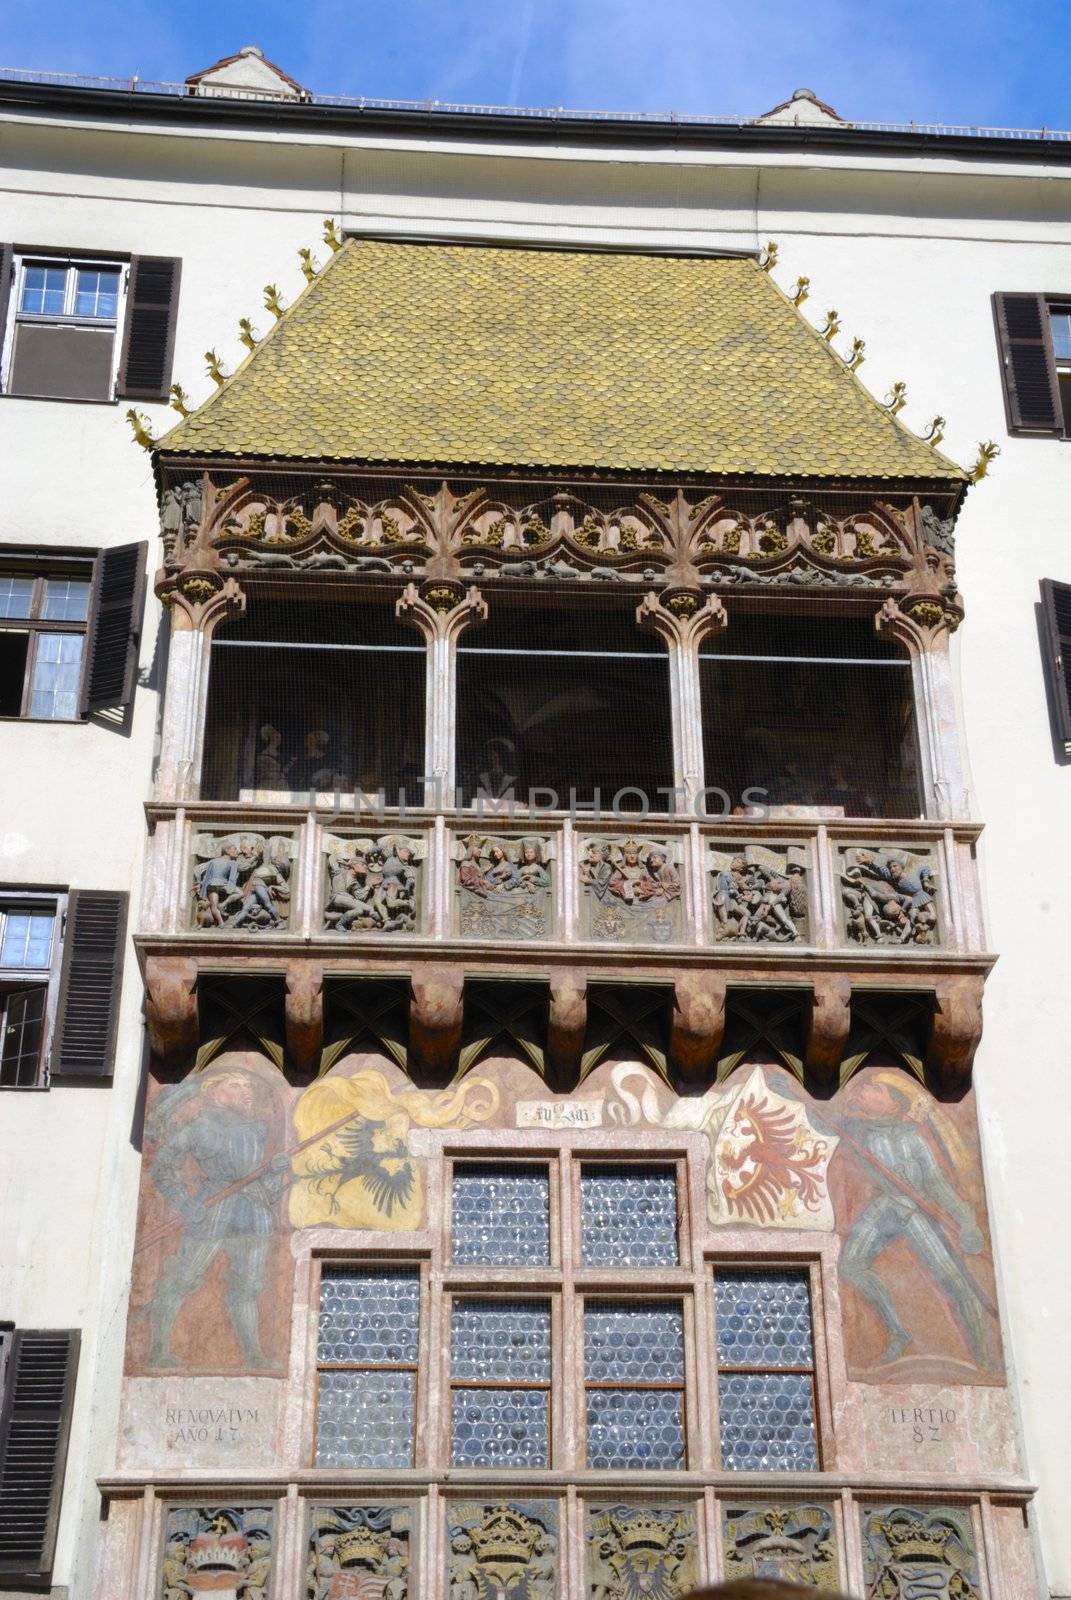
158 238 964 480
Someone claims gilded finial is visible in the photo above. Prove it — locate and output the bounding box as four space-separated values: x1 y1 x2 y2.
238 317 259 351
323 217 343 252
884 381 907 415
759 240 778 272
298 246 319 282
969 440 1000 482
204 349 227 387
922 415 946 449
263 284 285 320
790 276 810 307
846 336 866 370
168 383 190 417
820 308 841 342
125 408 154 450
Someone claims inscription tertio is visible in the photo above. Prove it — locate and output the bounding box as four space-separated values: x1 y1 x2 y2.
884 1402 957 1446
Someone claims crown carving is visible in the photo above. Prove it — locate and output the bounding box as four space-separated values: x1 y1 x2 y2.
469 1506 541 1566
337 1526 390 1566
609 1511 673 1553
187 1529 249 1572
883 1518 953 1562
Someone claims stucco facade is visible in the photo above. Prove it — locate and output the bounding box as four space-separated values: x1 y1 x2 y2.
0 65 1068 1600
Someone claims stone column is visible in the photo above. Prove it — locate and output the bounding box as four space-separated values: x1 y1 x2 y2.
875 595 969 820
637 587 727 814
397 579 487 809
154 569 246 802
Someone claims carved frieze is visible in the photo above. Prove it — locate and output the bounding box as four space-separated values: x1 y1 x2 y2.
161 1506 273 1599
579 837 683 944
323 834 424 934
447 1502 556 1600
191 831 294 931
306 1506 410 1600
709 844 809 943
722 1504 839 1590
860 1506 980 1599
586 1504 697 1600
454 834 554 940
839 844 940 946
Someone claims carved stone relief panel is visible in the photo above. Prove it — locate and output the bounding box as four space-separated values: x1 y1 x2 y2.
860 1506 981 1599
306 1505 410 1600
838 844 940 946
454 834 555 940
721 1504 839 1590
579 837 683 944
323 833 425 934
191 832 295 931
446 1501 557 1600
586 1504 698 1600
709 844 809 944
161 1505 273 1599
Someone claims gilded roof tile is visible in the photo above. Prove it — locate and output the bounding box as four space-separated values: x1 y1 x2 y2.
158 239 964 480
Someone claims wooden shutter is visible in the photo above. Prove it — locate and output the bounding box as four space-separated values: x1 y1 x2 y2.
80 540 147 715
992 292 1063 433
0 245 13 374
1041 578 1071 751
116 255 181 399
51 891 129 1079
0 1330 79 1584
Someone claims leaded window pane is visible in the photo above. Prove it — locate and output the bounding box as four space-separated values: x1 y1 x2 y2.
584 1304 684 1383
29 632 83 719
451 1300 551 1381
316 1369 415 1468
714 1269 815 1367
718 1371 818 1470
451 1387 549 1467
0 577 34 618
0 911 54 969
452 1163 550 1264
318 1268 420 1364
581 1165 679 1266
586 1387 685 1469
42 578 91 621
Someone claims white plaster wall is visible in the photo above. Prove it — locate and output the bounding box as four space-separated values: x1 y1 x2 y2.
1 107 1068 1596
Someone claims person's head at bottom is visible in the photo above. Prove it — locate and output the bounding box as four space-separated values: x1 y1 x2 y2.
686 1583 854 1599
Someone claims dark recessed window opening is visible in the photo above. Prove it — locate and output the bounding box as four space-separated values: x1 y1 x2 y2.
202 599 426 804
456 601 673 810
699 612 922 819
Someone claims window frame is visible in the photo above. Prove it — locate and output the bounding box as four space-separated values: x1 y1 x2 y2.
309 1145 834 1477
2 251 130 402
0 889 67 1091
0 564 94 722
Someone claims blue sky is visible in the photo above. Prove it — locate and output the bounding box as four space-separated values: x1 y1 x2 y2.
1 0 1067 128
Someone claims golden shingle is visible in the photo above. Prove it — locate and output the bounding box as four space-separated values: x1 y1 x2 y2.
158 239 964 480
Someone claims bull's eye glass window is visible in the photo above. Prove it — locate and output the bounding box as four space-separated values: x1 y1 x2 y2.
0 571 91 720
714 1267 819 1470
315 1266 420 1468
584 1300 686 1468
451 1162 551 1265
314 1162 824 1477
450 1298 551 1466
581 1164 679 1266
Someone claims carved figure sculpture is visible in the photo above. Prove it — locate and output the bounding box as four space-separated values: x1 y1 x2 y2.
455 835 553 940
861 1506 980 1599
710 844 809 942
323 835 423 934
306 1506 409 1600
587 1505 697 1600
722 1504 840 1590
191 833 293 932
160 1506 273 1600
840 846 938 946
447 1503 556 1600
580 837 682 943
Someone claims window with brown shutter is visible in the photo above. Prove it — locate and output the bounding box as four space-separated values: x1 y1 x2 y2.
51 890 128 1080
116 255 182 399
0 1328 79 1586
81 540 147 716
1041 578 1071 753
992 292 1066 435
